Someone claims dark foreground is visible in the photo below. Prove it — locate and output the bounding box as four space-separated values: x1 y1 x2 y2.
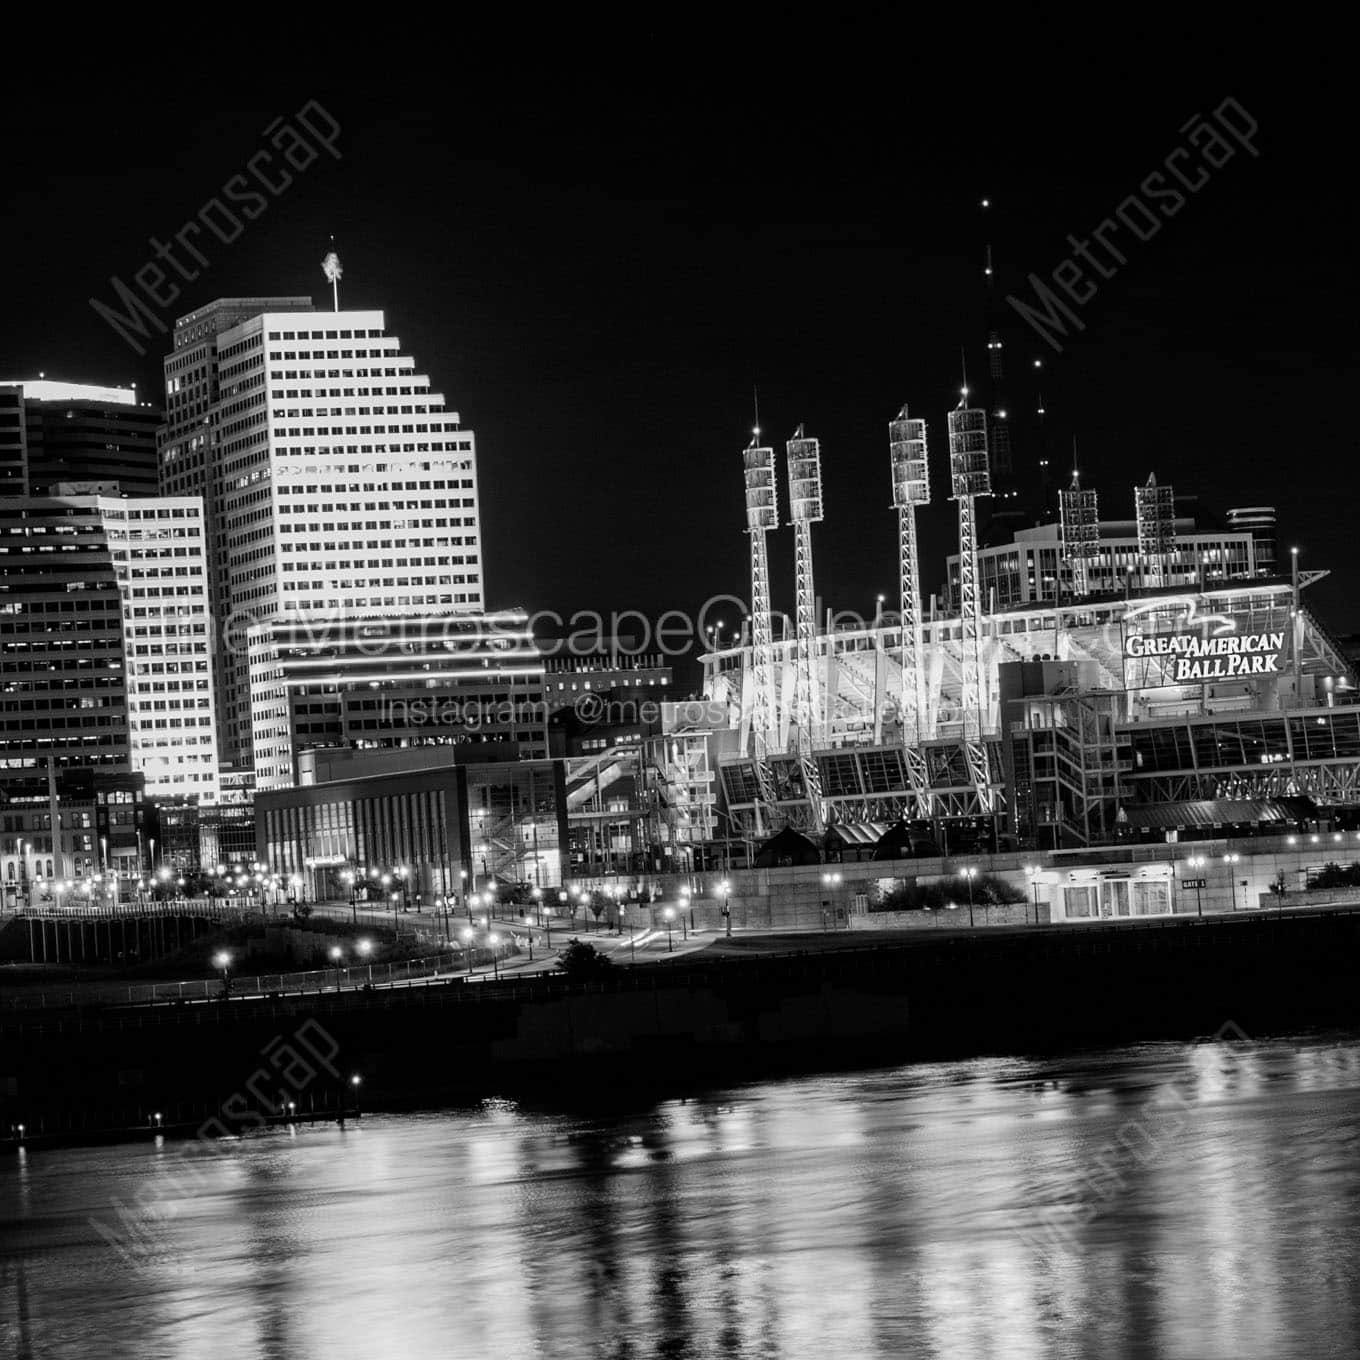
3 907 1360 1146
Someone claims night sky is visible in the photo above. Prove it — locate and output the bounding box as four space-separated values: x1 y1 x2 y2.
2 29 1352 678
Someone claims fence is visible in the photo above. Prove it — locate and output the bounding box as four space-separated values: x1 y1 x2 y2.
0 946 512 1012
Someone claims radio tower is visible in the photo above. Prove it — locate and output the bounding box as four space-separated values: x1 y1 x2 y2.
947 388 995 814
1059 449 1100 599
889 405 932 818
786 424 826 833
742 427 780 828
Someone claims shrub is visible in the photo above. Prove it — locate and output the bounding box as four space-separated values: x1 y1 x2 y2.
1310 861 1360 890
555 939 614 978
874 872 1026 912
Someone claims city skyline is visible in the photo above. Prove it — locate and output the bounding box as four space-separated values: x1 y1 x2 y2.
0 57 1352 637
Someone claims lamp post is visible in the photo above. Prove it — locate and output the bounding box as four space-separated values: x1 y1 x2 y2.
1186 854 1206 918
213 949 232 997
960 867 977 927
663 906 675 952
718 879 732 937
821 871 842 930
1223 852 1242 910
1024 865 1041 925
329 944 344 986
488 932 501 980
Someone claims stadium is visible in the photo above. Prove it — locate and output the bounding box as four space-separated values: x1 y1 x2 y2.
695 408 1354 855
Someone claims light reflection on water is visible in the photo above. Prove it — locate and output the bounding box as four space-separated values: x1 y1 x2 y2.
3 1034 1360 1359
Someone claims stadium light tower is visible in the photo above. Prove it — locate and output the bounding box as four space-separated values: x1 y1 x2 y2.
889 404 932 818
743 431 780 825
1059 458 1100 600
1135 472 1177 589
947 391 995 814
786 424 826 832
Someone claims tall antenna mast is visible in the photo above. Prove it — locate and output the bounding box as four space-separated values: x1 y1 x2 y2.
786 424 826 833
742 422 780 830
948 384 996 816
889 404 932 819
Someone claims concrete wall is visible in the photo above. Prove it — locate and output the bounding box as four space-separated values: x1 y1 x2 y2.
576 830 1360 933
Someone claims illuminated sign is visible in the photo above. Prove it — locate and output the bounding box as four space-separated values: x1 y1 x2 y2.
304 854 346 868
1124 629 1286 682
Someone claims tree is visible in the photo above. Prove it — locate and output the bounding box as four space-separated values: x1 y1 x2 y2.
555 939 613 979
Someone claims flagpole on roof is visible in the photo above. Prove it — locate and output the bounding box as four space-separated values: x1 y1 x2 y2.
322 237 343 312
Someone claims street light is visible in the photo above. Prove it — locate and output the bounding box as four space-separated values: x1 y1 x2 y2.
960 867 978 927
329 944 343 984
488 932 501 979
821 871 842 930
1186 854 1207 917
213 950 232 995
717 879 732 937
663 906 675 952
1223 853 1242 910
1023 865 1041 925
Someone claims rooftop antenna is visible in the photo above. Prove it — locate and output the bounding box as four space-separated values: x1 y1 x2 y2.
321 237 343 312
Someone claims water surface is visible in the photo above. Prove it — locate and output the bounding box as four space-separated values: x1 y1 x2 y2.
4 1032 1359 1358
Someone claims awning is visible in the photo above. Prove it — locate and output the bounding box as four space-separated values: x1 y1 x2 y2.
826 821 890 846
1120 799 1310 830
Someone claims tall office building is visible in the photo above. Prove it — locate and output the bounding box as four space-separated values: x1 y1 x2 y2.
0 492 218 797
102 496 219 802
159 298 494 789
158 296 315 767
0 380 160 496
0 495 139 894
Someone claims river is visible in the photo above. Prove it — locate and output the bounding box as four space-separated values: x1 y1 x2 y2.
3 1029 1359 1358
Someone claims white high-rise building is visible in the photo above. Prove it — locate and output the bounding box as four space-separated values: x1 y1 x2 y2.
101 496 220 802
158 298 525 793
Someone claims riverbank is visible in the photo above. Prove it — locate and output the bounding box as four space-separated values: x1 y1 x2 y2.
4 906 1360 1150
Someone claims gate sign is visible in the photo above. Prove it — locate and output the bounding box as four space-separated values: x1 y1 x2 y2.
1125 629 1286 682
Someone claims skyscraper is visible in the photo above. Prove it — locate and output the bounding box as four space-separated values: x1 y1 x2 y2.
158 296 315 767
102 496 219 802
158 297 511 790
0 380 161 497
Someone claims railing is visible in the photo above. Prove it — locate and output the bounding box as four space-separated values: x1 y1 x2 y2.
11 903 1360 1039
15 898 259 922
0 947 510 1013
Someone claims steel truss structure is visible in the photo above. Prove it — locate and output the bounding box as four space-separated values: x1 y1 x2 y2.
786 426 826 831
742 437 780 824
889 405 932 817
947 403 995 813
706 579 1356 844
